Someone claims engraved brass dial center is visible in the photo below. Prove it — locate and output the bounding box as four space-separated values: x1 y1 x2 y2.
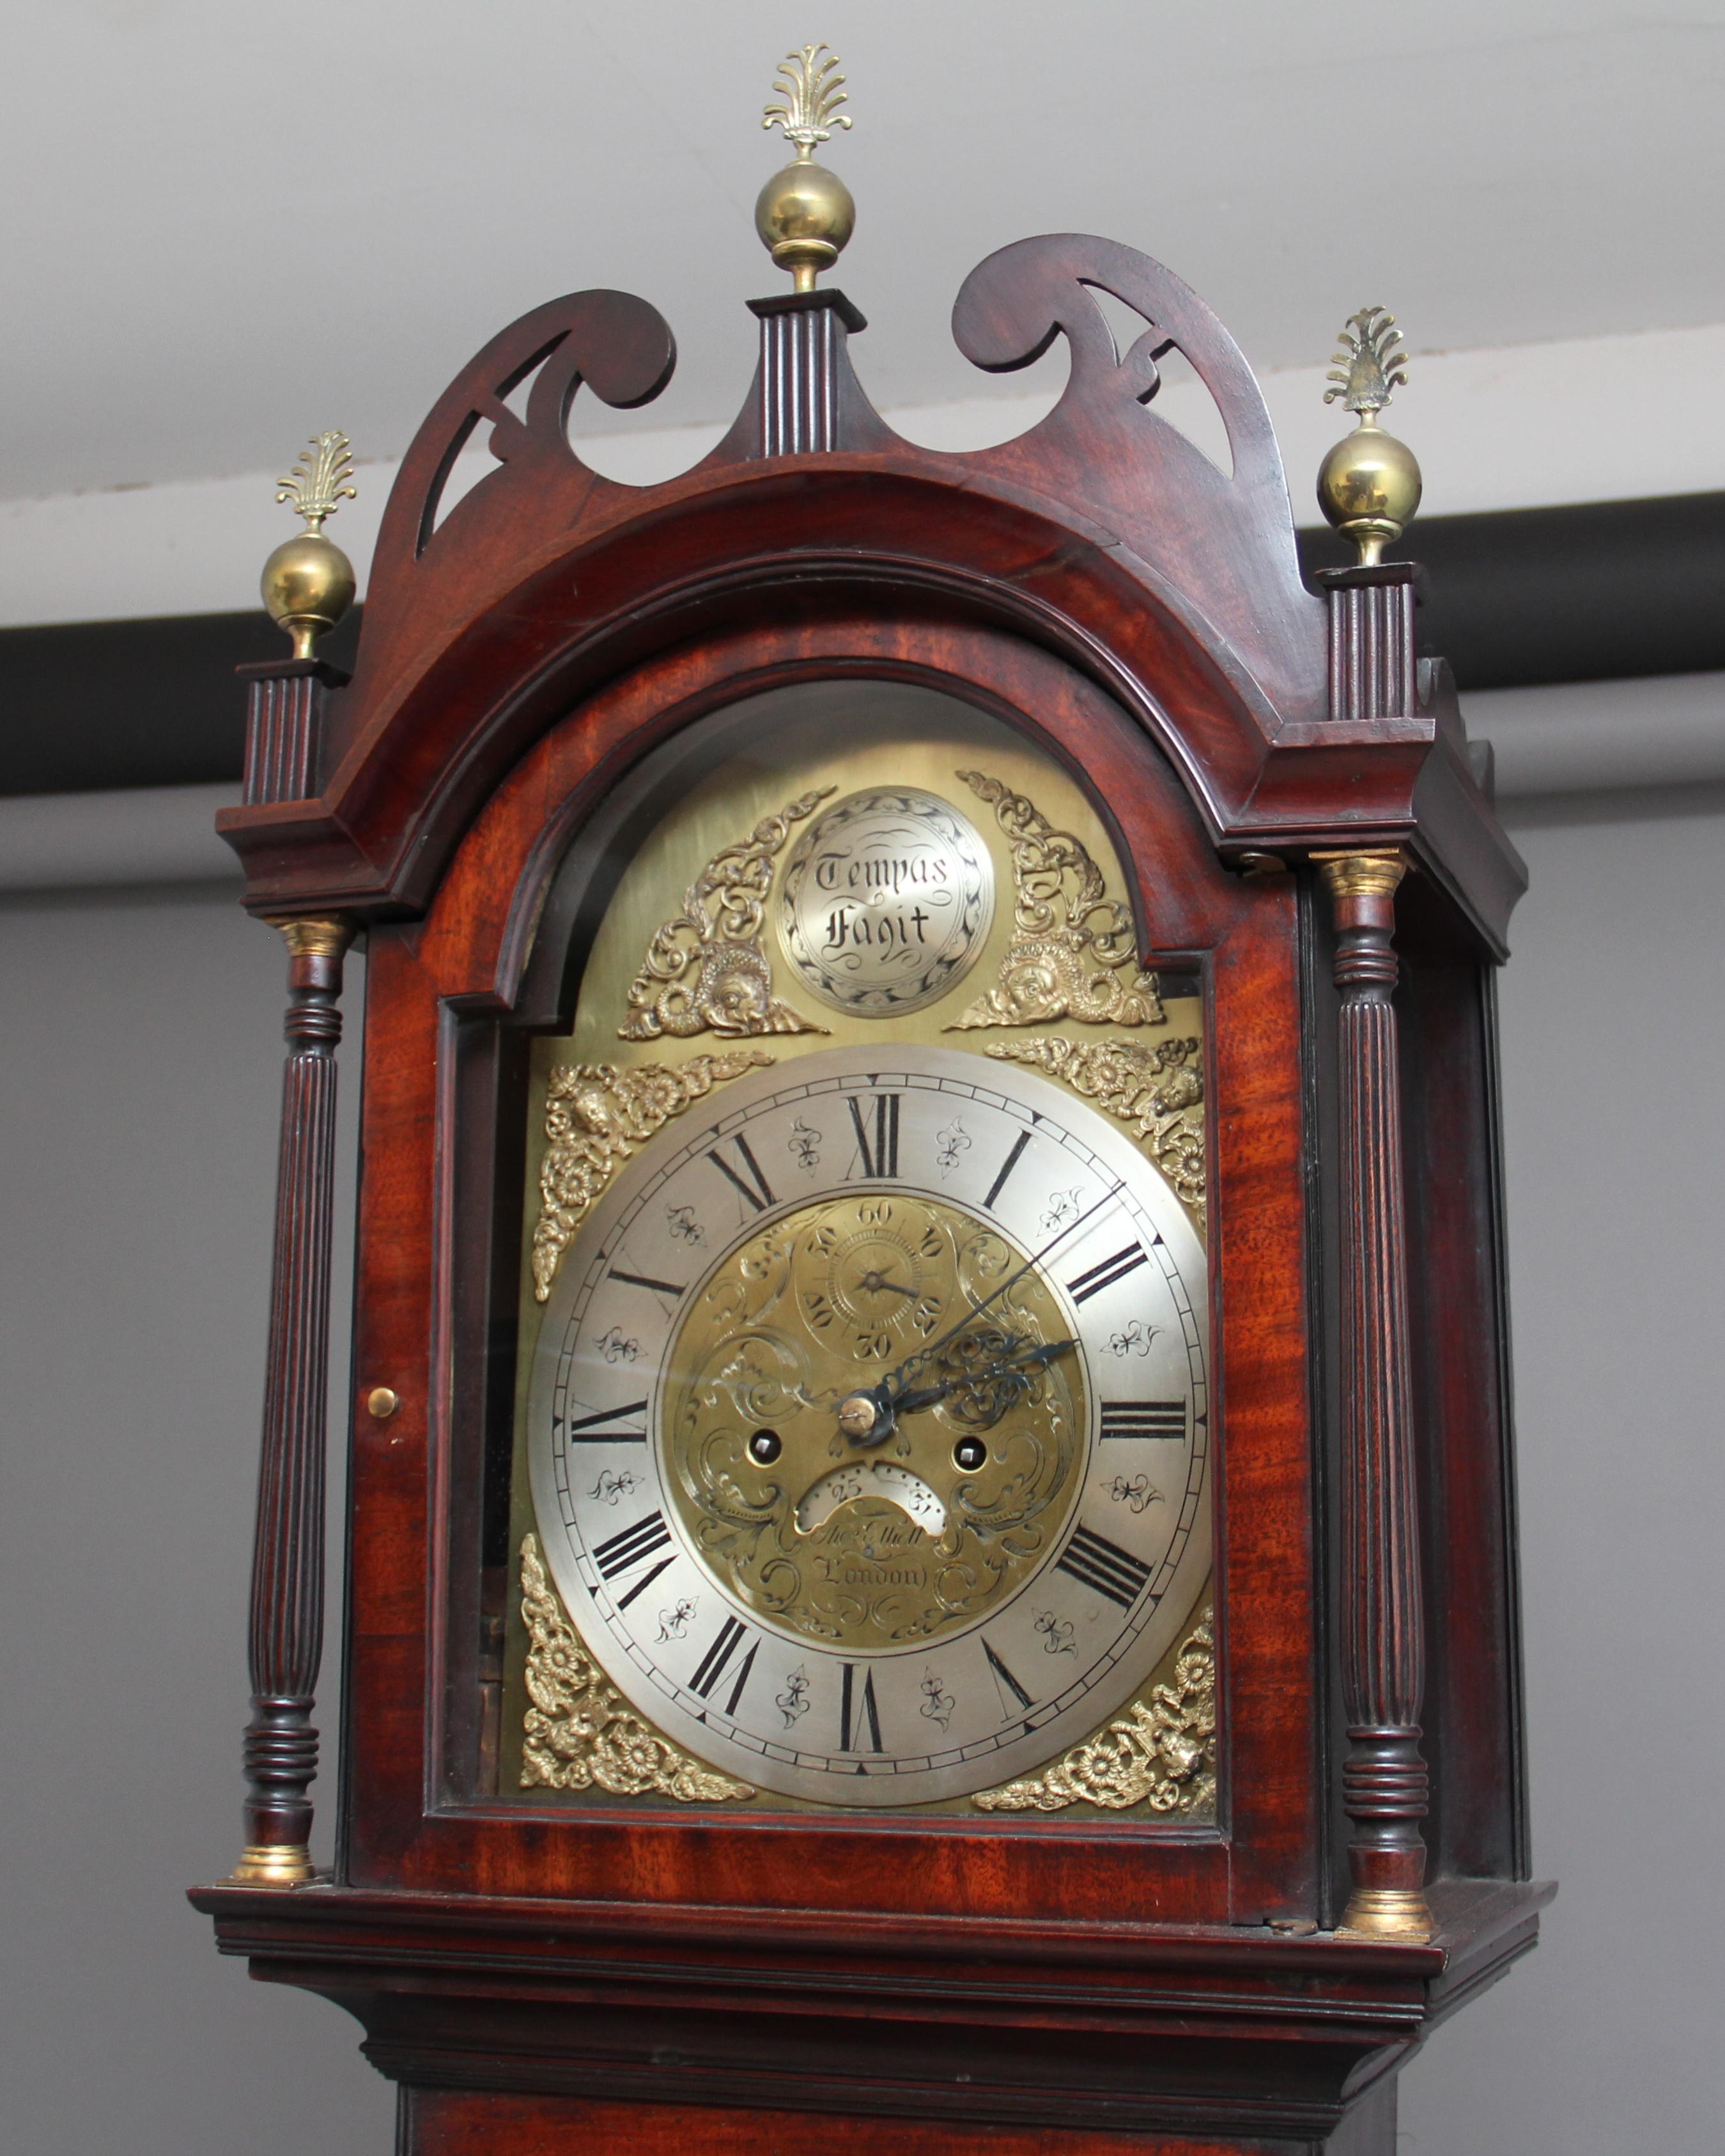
660 1191 1088 1652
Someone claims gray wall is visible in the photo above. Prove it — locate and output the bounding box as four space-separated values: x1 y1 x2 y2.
1400 782 1725 2152
2 784 1721 2153
0 892 390 2152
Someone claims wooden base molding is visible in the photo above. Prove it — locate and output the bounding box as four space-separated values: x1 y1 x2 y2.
398 2085 1398 2156
190 1878 1551 2155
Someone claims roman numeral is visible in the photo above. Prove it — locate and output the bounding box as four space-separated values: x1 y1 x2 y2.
690 1615 757 1714
1056 1524 1154 1611
1099 1400 1186 1439
839 1662 885 1751
706 1133 775 1213
607 1268 686 1302
982 1129 1033 1211
592 1509 676 1609
1065 1243 1150 1305
982 1638 1033 1714
846 1092 901 1179
558 1399 649 1441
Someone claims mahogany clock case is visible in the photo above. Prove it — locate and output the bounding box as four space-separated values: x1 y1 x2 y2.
196 237 1542 2148
333 616 1522 1930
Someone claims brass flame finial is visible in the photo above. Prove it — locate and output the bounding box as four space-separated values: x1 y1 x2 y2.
755 43 856 294
1317 306 1422 568
261 431 358 660
762 42 852 158
1324 307 1408 418
275 430 357 536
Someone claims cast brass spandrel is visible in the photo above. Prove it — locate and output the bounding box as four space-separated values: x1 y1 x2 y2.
519 1534 754 1803
532 1052 774 1301
973 1605 1215 1815
946 770 1164 1029
985 1034 1206 1228
618 789 835 1043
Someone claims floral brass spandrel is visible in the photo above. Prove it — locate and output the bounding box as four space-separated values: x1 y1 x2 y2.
971 1607 1215 1815
532 1052 773 1301
986 1034 1205 1227
520 1535 754 1803
945 771 1164 1030
619 789 835 1041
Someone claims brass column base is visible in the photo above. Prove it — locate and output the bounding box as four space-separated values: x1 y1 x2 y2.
1336 1886 1437 1943
222 1842 317 1889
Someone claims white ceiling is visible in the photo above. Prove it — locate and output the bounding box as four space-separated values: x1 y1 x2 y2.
4 0 1722 502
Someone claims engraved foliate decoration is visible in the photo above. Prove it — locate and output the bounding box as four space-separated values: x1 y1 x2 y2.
945 771 1164 1030
973 1608 1214 1814
986 1035 1206 1227
520 1535 754 1801
660 1190 1087 1650
619 789 835 1042
779 786 994 1018
532 1052 774 1301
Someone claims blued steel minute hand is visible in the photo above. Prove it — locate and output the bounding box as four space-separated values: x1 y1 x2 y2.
833 1181 1123 1444
886 1179 1124 1400
893 1337 1078 1419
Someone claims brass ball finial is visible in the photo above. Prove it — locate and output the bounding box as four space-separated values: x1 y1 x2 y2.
756 43 855 293
1317 307 1422 567
261 430 358 659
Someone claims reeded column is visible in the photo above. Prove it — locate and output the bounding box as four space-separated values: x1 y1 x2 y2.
1319 564 1418 721
1315 849 1435 1943
224 915 353 1885
241 658 343 804
748 290 865 454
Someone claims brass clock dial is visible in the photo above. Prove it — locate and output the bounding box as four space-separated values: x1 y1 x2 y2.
527 1043 1209 1806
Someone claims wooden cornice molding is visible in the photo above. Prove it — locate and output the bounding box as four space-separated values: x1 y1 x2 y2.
4 492 1718 803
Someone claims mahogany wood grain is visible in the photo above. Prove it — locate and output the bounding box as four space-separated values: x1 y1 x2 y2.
746 290 881 456
236 914 351 1870
1317 567 1418 724
1394 882 1528 1880
1320 859 1432 1925
240 656 344 805
396 2087 1391 2156
190 1876 1549 2153
213 238 1524 952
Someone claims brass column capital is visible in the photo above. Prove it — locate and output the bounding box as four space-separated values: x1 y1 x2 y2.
267 915 355 963
1312 848 1408 904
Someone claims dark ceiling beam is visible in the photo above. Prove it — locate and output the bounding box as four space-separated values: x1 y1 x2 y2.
2 493 1721 798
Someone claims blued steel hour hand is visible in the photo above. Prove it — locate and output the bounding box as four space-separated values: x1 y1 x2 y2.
835 1175 1120 1446
895 1335 1078 1418
838 1336 1077 1446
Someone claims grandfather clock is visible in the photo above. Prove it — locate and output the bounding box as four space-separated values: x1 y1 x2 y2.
192 46 1546 2154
